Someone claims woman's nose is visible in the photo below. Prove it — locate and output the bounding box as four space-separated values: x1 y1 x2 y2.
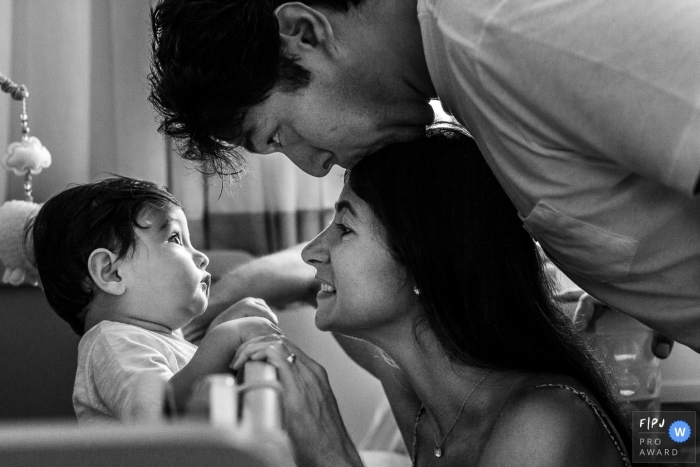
301 229 330 266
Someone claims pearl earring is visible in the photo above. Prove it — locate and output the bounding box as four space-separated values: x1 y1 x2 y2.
413 286 420 295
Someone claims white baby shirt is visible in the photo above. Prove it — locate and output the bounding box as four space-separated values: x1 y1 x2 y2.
73 320 197 424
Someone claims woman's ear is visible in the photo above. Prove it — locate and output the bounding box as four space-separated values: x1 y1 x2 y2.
87 248 126 296
275 2 335 55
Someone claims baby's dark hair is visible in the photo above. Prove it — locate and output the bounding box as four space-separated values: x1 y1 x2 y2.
29 177 180 336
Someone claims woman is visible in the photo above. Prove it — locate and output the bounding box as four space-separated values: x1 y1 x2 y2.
232 127 637 466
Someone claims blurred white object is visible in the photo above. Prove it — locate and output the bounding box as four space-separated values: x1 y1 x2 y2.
0 422 291 467
185 374 238 427
238 361 283 434
590 307 662 412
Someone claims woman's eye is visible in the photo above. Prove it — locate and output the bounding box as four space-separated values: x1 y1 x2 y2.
335 223 352 236
268 130 281 147
169 233 182 245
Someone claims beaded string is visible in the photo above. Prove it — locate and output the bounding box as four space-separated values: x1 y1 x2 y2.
0 72 28 101
1 72 34 201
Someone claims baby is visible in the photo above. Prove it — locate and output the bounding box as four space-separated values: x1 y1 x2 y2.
30 176 280 424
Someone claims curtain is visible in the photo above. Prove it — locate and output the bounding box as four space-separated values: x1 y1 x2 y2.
1 0 342 255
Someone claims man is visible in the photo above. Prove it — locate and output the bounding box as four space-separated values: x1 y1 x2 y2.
149 0 700 352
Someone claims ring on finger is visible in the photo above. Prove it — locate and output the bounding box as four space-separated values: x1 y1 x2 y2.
286 353 297 364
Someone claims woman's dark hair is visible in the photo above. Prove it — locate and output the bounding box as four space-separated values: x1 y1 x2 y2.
28 177 180 336
148 0 363 177
346 127 633 451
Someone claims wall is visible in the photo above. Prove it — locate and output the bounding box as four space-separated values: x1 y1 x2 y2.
0 284 79 420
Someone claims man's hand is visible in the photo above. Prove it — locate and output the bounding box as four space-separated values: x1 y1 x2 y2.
557 290 674 359
206 297 278 334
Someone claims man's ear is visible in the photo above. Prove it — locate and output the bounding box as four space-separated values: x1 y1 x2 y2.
275 3 335 55
88 248 126 296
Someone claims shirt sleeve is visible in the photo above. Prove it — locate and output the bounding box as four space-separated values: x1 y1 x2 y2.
89 332 175 422
476 0 700 196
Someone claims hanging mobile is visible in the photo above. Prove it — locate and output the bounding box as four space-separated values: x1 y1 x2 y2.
0 72 51 285
1 72 51 201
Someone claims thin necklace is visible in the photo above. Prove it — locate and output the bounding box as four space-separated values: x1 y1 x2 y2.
411 369 492 465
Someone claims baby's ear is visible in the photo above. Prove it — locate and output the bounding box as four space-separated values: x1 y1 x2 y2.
88 248 126 296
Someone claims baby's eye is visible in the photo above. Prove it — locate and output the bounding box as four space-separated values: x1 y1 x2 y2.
168 232 182 245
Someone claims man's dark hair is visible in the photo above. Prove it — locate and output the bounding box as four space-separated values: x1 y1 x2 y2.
346 127 633 453
29 177 180 336
148 0 362 177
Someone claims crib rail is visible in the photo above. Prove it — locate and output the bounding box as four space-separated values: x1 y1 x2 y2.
0 362 295 467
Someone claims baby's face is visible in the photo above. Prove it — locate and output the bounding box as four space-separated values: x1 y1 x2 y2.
120 205 210 331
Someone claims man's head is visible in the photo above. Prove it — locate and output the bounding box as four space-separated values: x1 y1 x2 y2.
149 0 435 177
31 177 209 335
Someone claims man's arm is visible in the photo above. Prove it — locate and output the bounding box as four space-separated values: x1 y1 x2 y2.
183 242 319 343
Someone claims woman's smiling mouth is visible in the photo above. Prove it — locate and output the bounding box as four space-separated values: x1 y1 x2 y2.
318 281 337 300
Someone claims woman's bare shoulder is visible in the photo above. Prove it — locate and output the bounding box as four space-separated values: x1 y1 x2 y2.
477 384 615 467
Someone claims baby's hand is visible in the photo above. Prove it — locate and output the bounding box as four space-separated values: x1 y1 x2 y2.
207 297 278 334
170 316 283 411
227 315 283 345
201 316 283 367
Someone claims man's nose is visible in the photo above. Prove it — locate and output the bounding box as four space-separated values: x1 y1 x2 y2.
281 146 332 178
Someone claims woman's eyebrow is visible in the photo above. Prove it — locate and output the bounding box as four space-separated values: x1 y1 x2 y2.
334 200 357 216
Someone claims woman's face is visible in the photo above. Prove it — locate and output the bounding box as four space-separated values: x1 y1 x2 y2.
301 185 418 338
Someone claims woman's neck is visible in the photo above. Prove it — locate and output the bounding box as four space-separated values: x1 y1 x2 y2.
363 322 526 436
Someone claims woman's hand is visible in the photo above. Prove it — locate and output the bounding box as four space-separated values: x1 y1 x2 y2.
232 335 365 467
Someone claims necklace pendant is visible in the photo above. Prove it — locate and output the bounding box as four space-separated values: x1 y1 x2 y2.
434 447 443 458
